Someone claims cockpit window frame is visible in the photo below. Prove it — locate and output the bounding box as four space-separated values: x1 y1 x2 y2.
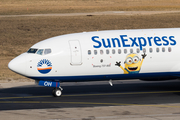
27 48 52 55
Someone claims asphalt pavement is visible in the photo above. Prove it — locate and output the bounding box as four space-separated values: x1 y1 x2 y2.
0 80 180 111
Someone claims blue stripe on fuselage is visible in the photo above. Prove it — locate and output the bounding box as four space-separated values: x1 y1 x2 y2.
28 72 179 82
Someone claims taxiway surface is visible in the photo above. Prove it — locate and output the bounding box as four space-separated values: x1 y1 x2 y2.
0 80 180 111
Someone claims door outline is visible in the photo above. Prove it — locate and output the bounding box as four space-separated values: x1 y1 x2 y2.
69 40 82 65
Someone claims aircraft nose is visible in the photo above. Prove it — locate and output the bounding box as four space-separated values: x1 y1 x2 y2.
8 53 27 75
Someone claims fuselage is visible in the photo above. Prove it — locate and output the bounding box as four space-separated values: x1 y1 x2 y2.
8 28 180 82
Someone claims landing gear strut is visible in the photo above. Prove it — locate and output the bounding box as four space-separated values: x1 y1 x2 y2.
52 87 63 97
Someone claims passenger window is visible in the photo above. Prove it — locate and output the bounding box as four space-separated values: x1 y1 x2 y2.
94 50 97 55
27 48 38 53
143 48 146 53
100 50 103 55
124 49 127 54
156 48 159 53
88 50 91 55
44 49 52 55
36 49 44 55
118 49 121 54
106 49 109 54
168 47 171 52
112 49 115 54
149 48 153 53
162 47 165 52
137 48 140 53
130 49 133 53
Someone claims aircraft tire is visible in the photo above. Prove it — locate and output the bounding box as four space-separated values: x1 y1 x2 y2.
52 88 62 97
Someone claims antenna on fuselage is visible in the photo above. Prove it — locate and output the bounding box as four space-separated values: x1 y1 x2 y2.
109 79 113 86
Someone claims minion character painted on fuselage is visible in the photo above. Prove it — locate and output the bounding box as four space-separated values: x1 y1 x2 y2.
115 53 147 74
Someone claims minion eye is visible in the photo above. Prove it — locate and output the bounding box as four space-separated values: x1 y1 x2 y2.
133 56 139 63
126 57 133 65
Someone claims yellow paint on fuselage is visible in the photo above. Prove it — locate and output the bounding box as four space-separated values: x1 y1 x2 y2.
121 54 143 74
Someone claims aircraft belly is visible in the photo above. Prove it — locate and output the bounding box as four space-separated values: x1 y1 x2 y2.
29 71 179 82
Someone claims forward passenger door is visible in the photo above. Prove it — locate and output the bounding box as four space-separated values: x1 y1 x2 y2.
69 40 82 65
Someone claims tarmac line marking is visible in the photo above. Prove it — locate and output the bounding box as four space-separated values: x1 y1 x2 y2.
0 91 180 100
0 101 180 108
63 91 180 97
0 95 52 100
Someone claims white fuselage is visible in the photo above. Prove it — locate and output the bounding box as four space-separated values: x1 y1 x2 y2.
8 28 180 82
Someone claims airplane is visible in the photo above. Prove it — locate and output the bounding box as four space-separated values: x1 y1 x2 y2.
8 28 179 97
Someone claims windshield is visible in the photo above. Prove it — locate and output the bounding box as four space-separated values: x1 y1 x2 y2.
36 49 44 55
27 48 38 53
27 48 52 55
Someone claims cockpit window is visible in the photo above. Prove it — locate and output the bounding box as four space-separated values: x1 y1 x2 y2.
27 48 38 53
36 49 44 55
44 49 52 55
27 48 51 55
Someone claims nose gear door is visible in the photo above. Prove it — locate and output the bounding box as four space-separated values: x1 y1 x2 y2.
69 40 82 65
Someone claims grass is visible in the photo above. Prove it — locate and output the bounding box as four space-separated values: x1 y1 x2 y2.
1 0 180 80
0 0 180 15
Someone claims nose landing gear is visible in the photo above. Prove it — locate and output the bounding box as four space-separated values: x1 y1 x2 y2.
52 86 63 97
37 80 63 97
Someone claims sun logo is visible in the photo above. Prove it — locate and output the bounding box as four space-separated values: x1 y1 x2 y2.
37 59 52 74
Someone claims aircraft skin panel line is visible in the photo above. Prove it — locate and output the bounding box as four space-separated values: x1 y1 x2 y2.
8 28 180 96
